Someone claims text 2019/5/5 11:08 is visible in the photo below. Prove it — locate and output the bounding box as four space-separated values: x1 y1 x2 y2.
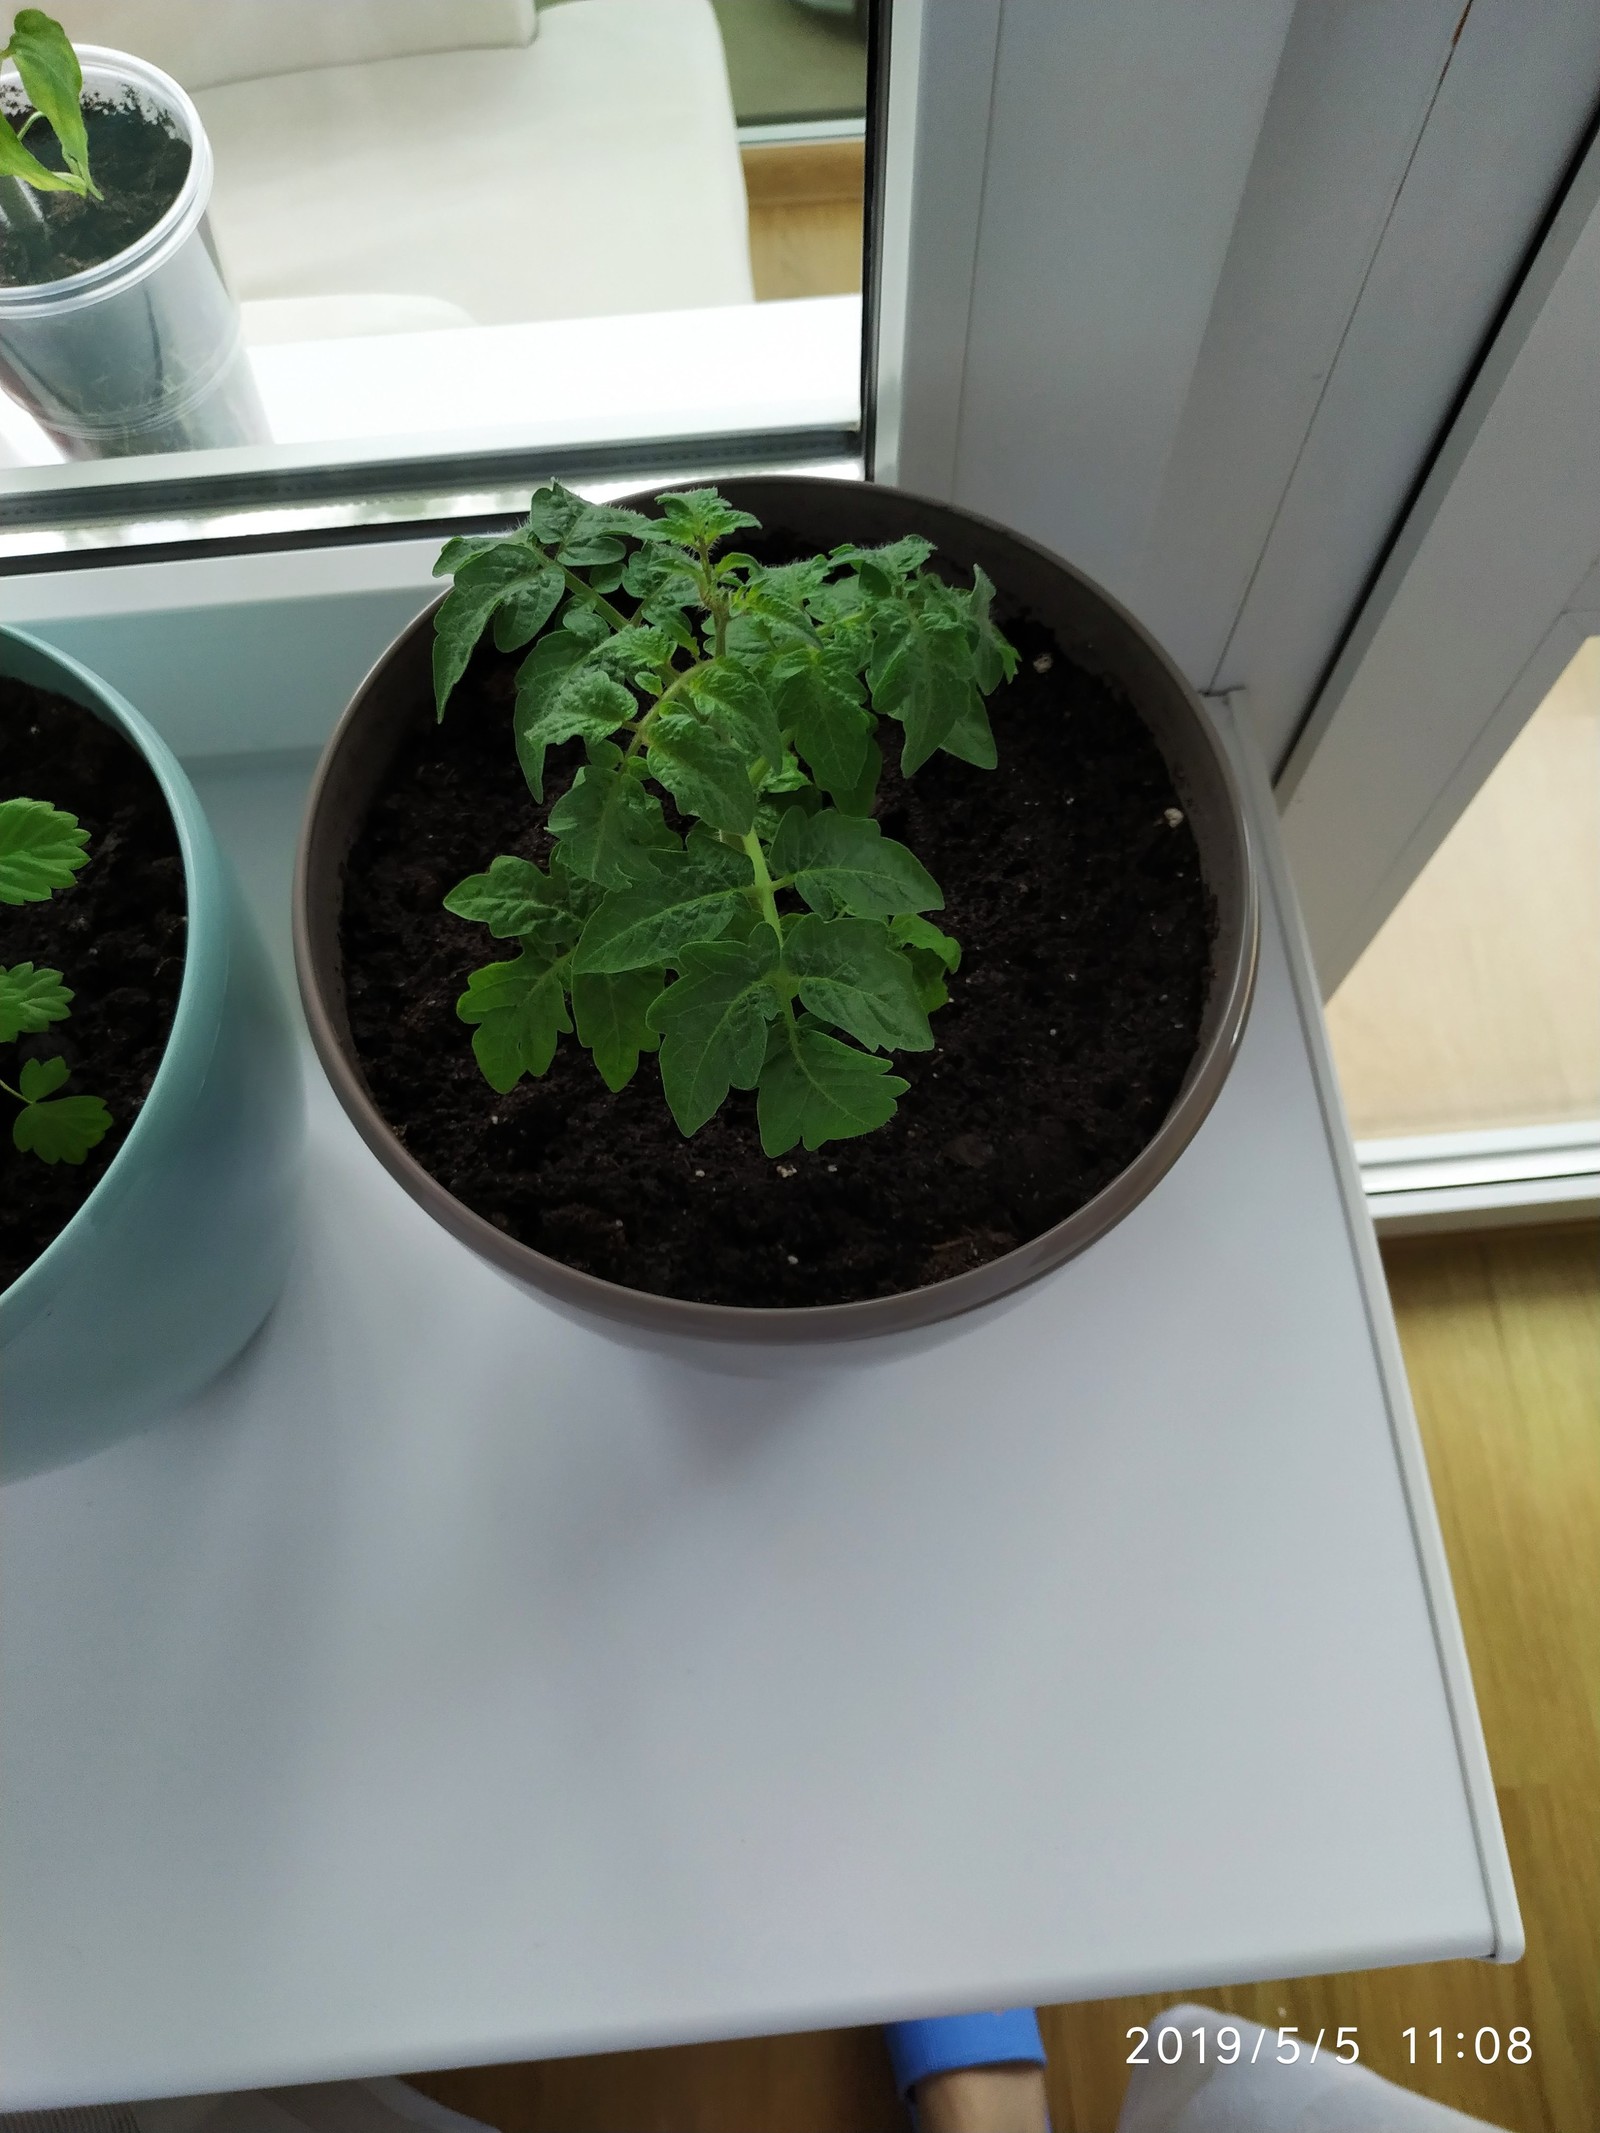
1125 2024 1534 2066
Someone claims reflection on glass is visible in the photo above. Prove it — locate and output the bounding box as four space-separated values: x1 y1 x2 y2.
1327 638 1600 1138
0 0 867 473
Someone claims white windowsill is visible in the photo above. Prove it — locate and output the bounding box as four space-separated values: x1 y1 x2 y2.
0 294 862 492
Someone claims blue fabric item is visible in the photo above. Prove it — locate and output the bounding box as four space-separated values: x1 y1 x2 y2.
884 2008 1047 2099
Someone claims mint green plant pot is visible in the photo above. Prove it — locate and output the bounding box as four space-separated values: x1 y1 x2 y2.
1 628 303 1482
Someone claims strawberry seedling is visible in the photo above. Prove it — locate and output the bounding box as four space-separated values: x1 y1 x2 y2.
0 794 111 1163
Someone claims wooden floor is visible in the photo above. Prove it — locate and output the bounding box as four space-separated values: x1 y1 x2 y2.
407 1225 1600 2132
1325 638 1600 1138
741 140 865 303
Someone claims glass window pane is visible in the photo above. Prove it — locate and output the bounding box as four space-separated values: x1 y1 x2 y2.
0 0 866 496
1326 638 1600 1139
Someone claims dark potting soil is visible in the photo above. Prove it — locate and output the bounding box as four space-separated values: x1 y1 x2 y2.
0 91 191 287
0 678 186 1291
340 584 1215 1310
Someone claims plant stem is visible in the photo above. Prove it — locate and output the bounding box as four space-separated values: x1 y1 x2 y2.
625 653 708 758
555 561 631 633
741 829 786 953
0 1077 25 1104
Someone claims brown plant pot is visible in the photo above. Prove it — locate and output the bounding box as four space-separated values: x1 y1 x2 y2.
293 477 1258 1349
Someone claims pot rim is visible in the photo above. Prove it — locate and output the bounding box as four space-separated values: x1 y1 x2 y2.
0 626 207 1319
0 46 212 315
294 476 1260 1344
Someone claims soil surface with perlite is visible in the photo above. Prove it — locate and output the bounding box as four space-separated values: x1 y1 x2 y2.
0 92 191 287
0 678 186 1291
341 577 1215 1309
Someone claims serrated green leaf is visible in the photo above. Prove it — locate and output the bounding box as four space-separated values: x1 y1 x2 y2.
645 936 779 1135
432 533 500 578
769 808 942 919
573 848 751 973
572 967 662 1092
648 488 761 552
16 1052 69 1099
784 915 934 1054
0 797 90 904
889 914 961 970
691 657 786 758
522 483 654 563
444 855 563 939
751 555 835 610
770 642 870 796
433 543 549 717
833 534 936 587
890 914 962 1012
939 691 998 770
515 651 637 801
966 564 1019 692
757 1022 908 1156
13 1089 111 1164
548 745 679 889
491 562 564 651
647 707 758 835
830 732 883 819
0 960 72 1041
7 11 94 193
456 949 572 1092
869 603 981 776
559 602 611 647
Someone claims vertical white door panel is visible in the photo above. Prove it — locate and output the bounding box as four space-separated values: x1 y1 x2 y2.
1279 123 1600 988
1128 0 1467 685
1210 0 1600 767
886 0 1296 602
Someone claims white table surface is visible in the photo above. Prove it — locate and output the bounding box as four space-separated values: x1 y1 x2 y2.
0 710 1517 2111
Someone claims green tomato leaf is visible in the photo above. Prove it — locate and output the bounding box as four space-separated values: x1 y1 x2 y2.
548 743 679 889
455 949 572 1093
8 11 94 194
687 658 787 774
645 936 779 1136
491 562 565 652
939 691 999 770
757 1022 908 1157
889 914 962 969
647 488 761 552
647 707 758 835
768 808 942 919
443 855 563 939
432 533 500 579
571 967 663 1092
829 732 883 819
784 915 934 1054
433 542 551 717
770 642 870 797
889 914 962 1013
16 1052 69 1099
573 847 750 973
869 603 981 776
514 646 637 802
833 534 937 587
523 483 655 563
966 565 1019 692
13 1089 111 1164
0 960 71 1041
0 797 90 904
